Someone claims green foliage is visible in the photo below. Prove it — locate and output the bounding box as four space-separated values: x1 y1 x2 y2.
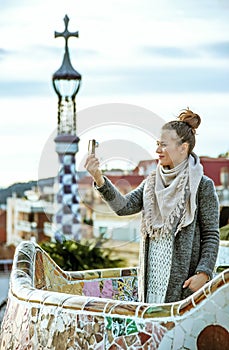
40 235 126 271
216 265 229 273
218 150 229 158
220 224 229 241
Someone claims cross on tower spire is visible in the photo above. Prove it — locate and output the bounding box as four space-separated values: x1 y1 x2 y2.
53 14 81 83
54 15 79 48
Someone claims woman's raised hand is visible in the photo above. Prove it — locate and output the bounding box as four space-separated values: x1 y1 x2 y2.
84 154 105 187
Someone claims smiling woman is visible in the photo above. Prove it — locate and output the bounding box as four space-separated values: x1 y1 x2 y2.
84 108 220 303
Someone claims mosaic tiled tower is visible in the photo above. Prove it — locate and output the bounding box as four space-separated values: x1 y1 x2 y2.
52 15 82 241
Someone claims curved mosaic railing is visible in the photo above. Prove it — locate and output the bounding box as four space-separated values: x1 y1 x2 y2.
0 241 229 349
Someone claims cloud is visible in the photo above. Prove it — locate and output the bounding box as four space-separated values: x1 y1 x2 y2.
140 46 194 59
82 65 229 95
203 41 229 58
164 0 229 20
0 81 52 97
141 41 229 60
0 48 9 59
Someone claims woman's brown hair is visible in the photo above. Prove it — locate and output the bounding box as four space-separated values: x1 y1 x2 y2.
162 108 201 155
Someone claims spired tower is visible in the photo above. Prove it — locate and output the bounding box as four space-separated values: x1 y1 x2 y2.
52 15 82 241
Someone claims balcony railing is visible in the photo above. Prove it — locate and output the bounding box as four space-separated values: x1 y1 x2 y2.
15 220 37 233
43 222 55 237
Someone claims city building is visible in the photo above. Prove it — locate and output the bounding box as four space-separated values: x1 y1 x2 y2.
6 194 53 246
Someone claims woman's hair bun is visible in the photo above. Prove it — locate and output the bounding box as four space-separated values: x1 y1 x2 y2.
177 108 201 132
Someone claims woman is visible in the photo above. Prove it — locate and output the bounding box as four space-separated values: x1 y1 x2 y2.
84 109 219 303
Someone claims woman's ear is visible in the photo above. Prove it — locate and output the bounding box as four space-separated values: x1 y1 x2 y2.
181 142 189 154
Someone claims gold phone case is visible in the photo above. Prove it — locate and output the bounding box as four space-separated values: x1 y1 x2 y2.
88 139 98 155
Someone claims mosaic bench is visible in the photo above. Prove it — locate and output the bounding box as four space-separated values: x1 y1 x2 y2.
0 241 229 349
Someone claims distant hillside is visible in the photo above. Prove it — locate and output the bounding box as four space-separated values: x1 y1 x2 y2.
0 181 38 205
0 178 57 205
0 172 89 206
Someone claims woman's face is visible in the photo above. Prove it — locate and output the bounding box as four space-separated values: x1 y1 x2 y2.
156 129 188 169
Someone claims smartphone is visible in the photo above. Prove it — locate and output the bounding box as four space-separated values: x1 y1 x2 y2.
88 139 98 155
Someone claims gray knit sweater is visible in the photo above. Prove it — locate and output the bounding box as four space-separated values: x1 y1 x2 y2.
96 174 220 303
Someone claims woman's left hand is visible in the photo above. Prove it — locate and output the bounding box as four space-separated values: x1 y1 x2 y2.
183 272 209 292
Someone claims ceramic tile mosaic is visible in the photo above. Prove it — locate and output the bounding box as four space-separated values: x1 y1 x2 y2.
0 241 229 349
54 152 81 241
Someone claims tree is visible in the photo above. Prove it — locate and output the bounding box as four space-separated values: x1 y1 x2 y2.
40 235 126 271
218 151 229 158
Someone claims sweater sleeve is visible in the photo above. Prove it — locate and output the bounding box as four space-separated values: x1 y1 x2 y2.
95 176 145 216
195 176 220 278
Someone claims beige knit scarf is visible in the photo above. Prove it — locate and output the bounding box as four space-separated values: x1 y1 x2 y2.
141 153 203 238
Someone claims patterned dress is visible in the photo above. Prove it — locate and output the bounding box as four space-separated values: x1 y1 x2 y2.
146 232 173 303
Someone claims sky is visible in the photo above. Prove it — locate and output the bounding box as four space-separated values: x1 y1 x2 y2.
0 0 229 188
